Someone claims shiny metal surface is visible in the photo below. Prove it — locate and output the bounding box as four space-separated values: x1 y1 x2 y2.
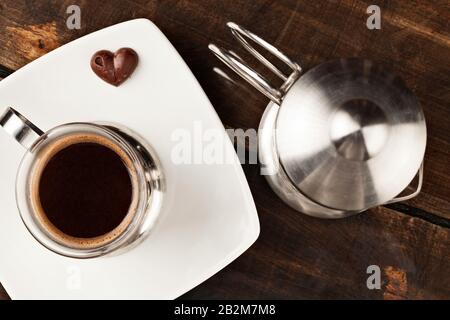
386 163 423 204
276 59 427 211
208 22 301 104
0 108 43 149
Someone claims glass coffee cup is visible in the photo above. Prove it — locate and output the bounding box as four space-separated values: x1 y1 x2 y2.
0 107 164 258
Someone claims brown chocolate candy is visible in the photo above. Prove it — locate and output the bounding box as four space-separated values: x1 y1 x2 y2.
90 48 138 86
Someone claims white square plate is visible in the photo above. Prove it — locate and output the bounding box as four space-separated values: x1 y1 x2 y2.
0 19 259 299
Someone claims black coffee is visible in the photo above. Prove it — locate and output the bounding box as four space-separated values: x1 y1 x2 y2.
38 142 133 238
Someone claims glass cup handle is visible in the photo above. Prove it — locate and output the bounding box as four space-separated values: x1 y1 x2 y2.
0 107 44 150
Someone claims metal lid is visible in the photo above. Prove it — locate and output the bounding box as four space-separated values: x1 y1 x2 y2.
275 59 427 211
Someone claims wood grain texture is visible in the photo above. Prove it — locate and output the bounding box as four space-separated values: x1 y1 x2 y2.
0 0 448 300
181 164 450 299
0 283 7 300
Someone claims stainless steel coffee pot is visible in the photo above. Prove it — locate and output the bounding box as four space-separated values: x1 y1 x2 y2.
209 22 426 218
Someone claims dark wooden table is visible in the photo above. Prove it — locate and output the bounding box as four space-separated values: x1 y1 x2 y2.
0 0 449 299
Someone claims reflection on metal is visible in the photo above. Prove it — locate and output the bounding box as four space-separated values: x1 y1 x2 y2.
210 22 427 218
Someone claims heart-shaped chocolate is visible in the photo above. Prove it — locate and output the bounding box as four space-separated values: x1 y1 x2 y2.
90 48 139 86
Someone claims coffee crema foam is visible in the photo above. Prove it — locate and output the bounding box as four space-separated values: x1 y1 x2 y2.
29 133 139 250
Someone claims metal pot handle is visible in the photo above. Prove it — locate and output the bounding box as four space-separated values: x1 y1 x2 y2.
0 107 44 150
209 22 302 105
385 163 424 204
